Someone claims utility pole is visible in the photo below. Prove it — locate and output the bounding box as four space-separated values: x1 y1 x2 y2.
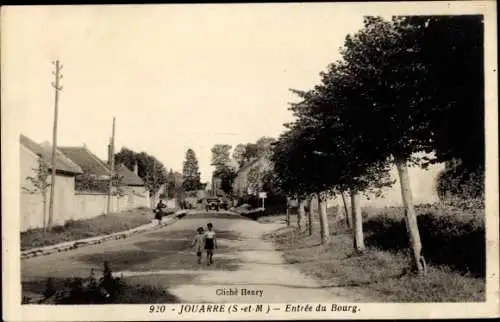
106 117 116 214
47 60 63 231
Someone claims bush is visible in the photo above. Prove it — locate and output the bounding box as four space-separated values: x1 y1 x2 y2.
437 162 484 202
363 205 485 277
23 262 179 304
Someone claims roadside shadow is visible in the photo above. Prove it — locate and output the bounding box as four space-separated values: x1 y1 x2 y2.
147 229 196 239
76 249 164 271
134 239 192 252
274 243 322 251
186 213 249 220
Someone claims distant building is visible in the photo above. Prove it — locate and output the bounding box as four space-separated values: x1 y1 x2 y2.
114 163 149 208
59 145 150 208
58 145 112 179
232 155 273 197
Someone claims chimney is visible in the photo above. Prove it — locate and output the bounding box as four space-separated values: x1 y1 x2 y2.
133 162 138 175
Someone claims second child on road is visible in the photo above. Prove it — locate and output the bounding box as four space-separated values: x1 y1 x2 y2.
191 227 205 264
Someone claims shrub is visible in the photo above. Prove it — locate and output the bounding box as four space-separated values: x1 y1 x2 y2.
364 205 485 277
23 261 178 304
437 162 484 202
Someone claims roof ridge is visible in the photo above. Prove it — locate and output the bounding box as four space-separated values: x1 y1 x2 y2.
83 146 111 175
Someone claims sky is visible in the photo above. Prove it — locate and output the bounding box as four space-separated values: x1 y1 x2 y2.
3 4 398 182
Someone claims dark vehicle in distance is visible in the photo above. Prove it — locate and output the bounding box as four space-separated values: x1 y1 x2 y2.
219 197 230 210
205 198 220 211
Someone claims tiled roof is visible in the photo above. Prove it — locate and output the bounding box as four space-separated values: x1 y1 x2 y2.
58 146 111 178
116 163 144 186
20 135 83 174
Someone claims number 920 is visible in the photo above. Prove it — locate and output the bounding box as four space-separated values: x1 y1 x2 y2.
149 305 166 313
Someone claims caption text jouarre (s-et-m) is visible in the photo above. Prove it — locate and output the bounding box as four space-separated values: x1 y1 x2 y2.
148 303 360 315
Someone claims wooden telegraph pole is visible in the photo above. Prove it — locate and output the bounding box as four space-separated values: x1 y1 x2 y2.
47 60 63 231
152 158 157 207
106 117 116 214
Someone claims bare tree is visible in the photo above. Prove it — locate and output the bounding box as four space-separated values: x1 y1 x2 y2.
23 156 51 232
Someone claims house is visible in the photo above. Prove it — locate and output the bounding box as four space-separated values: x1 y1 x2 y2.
20 135 83 231
58 145 112 189
114 163 149 209
232 155 273 197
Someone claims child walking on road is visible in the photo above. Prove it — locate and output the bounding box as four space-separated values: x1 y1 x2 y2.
204 222 217 266
192 227 205 264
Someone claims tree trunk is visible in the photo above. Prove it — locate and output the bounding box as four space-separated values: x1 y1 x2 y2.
297 198 307 232
285 197 291 226
42 194 47 233
350 190 365 252
318 191 330 244
340 191 352 229
395 155 426 274
307 195 314 236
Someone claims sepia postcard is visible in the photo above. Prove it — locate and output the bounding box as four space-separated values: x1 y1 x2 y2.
2 1 498 320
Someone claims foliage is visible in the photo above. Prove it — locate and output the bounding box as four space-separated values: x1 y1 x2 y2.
23 156 51 195
261 169 282 196
232 144 247 168
166 169 183 199
363 204 485 277
436 160 484 202
213 165 237 195
23 262 179 304
242 143 260 164
22 156 51 230
182 149 202 191
233 137 277 169
75 171 109 193
268 15 485 274
395 16 484 169
115 147 168 196
114 147 137 173
210 144 232 169
211 144 237 195
273 15 484 198
247 165 263 193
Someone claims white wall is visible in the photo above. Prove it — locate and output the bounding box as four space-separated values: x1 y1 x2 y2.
326 156 446 209
20 146 76 231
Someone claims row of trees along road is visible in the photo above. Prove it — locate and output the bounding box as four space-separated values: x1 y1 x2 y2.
271 15 484 275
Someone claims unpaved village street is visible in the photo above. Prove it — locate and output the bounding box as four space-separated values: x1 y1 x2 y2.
22 211 372 303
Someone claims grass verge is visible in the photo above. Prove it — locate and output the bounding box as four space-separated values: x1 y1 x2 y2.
21 209 154 251
265 217 485 302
